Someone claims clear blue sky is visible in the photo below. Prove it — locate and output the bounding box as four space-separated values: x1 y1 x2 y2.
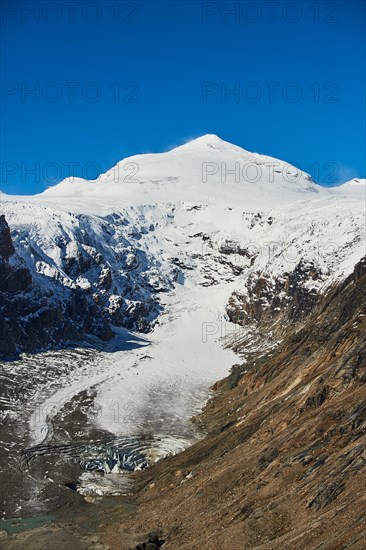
1 0 365 194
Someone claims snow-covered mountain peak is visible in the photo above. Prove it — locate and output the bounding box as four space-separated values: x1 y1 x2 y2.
341 177 366 188
174 134 245 153
330 177 366 198
35 136 322 207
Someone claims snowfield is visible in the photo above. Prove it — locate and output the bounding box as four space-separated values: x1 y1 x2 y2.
1 135 365 500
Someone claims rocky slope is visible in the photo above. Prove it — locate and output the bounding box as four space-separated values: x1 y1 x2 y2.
108 256 366 549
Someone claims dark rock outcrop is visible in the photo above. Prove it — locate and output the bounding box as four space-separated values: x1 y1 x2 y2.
226 258 322 331
0 215 32 293
0 215 15 260
0 216 113 358
129 531 165 550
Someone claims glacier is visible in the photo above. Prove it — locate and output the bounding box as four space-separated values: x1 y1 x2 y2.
0 134 365 511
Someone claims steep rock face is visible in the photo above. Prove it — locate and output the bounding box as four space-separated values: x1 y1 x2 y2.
226 258 322 332
0 215 15 260
0 214 158 358
0 215 34 356
0 215 32 293
111 257 366 550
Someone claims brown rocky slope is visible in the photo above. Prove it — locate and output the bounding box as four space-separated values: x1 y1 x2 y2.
106 256 366 549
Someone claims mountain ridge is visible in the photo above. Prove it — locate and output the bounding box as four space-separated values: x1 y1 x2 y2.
2 136 364 205
9 135 320 204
